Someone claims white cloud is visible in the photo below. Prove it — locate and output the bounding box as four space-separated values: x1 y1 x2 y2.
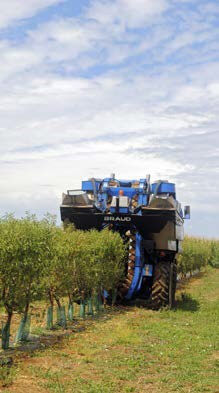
0 41 40 80
85 0 169 28
0 0 65 29
1 69 216 158
0 0 217 83
0 0 219 236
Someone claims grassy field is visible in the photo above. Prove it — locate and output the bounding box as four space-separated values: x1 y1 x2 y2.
1 267 218 393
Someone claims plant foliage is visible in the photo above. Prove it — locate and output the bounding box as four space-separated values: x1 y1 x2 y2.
0 212 218 349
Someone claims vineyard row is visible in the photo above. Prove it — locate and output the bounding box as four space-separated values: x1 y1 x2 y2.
0 214 218 350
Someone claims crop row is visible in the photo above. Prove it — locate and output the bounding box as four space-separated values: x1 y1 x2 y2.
0 214 126 349
178 235 219 275
0 214 218 350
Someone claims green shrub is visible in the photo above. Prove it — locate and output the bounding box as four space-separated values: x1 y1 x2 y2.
209 240 219 268
178 236 219 275
0 215 126 344
0 213 54 347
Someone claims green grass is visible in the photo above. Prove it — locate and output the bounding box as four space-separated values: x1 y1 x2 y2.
0 366 17 388
3 267 219 393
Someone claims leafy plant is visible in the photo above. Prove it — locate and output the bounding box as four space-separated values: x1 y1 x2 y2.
178 236 219 275
0 213 54 346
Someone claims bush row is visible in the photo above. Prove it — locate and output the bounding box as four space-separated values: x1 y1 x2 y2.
0 214 126 349
0 213 218 349
178 236 219 275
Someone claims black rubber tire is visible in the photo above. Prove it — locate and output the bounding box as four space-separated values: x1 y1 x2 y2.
151 261 177 309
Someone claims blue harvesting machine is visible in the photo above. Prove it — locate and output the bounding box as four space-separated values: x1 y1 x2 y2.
60 174 190 308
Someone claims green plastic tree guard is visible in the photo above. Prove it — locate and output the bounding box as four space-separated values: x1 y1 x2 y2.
46 306 53 330
56 306 61 326
79 300 85 318
87 298 94 315
94 294 100 313
60 306 67 328
15 315 31 343
68 303 74 321
2 320 11 350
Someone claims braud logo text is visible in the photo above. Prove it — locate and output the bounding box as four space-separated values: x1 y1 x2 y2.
104 216 131 222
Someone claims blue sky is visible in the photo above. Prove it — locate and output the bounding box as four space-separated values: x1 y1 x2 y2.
0 0 218 237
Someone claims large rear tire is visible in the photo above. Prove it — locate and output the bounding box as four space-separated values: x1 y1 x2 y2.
151 261 177 309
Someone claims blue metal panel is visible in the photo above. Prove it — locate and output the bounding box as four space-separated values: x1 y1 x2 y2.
82 180 101 192
136 275 143 292
139 179 147 190
119 207 129 214
125 233 143 300
138 194 148 206
151 182 175 195
82 181 93 191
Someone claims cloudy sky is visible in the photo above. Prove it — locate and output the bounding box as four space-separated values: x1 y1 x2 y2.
0 0 218 237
